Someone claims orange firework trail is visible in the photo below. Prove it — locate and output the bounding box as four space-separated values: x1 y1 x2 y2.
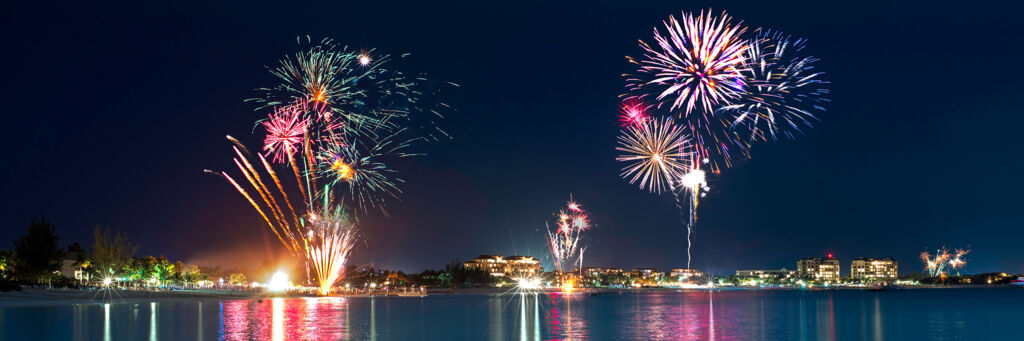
211 136 359 293
210 37 453 294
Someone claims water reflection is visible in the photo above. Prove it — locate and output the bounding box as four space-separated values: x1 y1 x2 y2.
518 294 526 341
104 303 110 341
197 302 203 341
512 293 544 341
219 297 351 340
873 295 882 341
814 293 836 341
272 298 283 341
369 297 376 341
6 288 1022 340
150 302 157 341
708 290 715 341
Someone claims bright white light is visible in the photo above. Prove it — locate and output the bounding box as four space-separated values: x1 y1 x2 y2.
680 168 707 190
516 277 541 290
359 54 371 65
268 271 289 292
102 277 113 286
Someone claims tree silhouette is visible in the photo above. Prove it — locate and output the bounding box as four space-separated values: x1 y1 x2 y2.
90 226 137 280
12 218 64 285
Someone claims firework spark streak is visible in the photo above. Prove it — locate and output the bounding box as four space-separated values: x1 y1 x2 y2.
249 37 455 144
315 129 417 212
626 10 749 170
677 167 708 268
920 247 970 277
303 202 358 295
718 31 829 142
210 136 362 294
545 197 591 276
616 117 709 267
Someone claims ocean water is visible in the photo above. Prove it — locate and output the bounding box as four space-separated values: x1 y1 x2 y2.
1 287 1021 340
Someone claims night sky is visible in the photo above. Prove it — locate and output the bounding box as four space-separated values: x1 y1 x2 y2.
4 1 1022 276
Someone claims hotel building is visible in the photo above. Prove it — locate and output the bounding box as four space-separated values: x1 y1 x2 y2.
850 257 898 283
669 268 704 280
463 255 543 277
581 267 625 277
798 256 841 283
630 268 660 278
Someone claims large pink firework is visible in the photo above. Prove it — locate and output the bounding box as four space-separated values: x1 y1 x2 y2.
628 10 748 116
626 10 750 171
262 104 309 163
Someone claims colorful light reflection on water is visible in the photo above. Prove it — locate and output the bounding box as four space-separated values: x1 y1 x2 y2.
3 288 1023 340
220 297 352 340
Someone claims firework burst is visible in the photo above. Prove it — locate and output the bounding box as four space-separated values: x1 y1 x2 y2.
249 37 453 144
546 197 591 276
315 129 416 212
719 31 829 142
627 10 749 115
619 98 650 127
616 117 693 194
262 104 310 164
920 247 970 277
210 36 453 294
947 248 970 276
617 11 830 271
625 10 750 171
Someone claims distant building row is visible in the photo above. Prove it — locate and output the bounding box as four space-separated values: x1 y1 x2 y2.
737 256 898 283
463 255 542 277
582 267 703 280
461 255 703 280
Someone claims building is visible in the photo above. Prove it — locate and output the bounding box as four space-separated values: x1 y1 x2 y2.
582 267 624 278
735 268 797 280
851 258 898 283
463 255 542 277
798 255 841 283
669 268 704 280
58 259 88 281
630 268 659 278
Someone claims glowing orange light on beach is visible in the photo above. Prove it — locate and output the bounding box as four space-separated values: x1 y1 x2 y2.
561 279 576 293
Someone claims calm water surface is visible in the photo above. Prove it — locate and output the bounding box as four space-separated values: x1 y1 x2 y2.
2 287 1021 340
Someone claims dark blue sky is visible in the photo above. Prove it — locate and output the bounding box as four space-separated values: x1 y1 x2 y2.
3 1 1022 275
